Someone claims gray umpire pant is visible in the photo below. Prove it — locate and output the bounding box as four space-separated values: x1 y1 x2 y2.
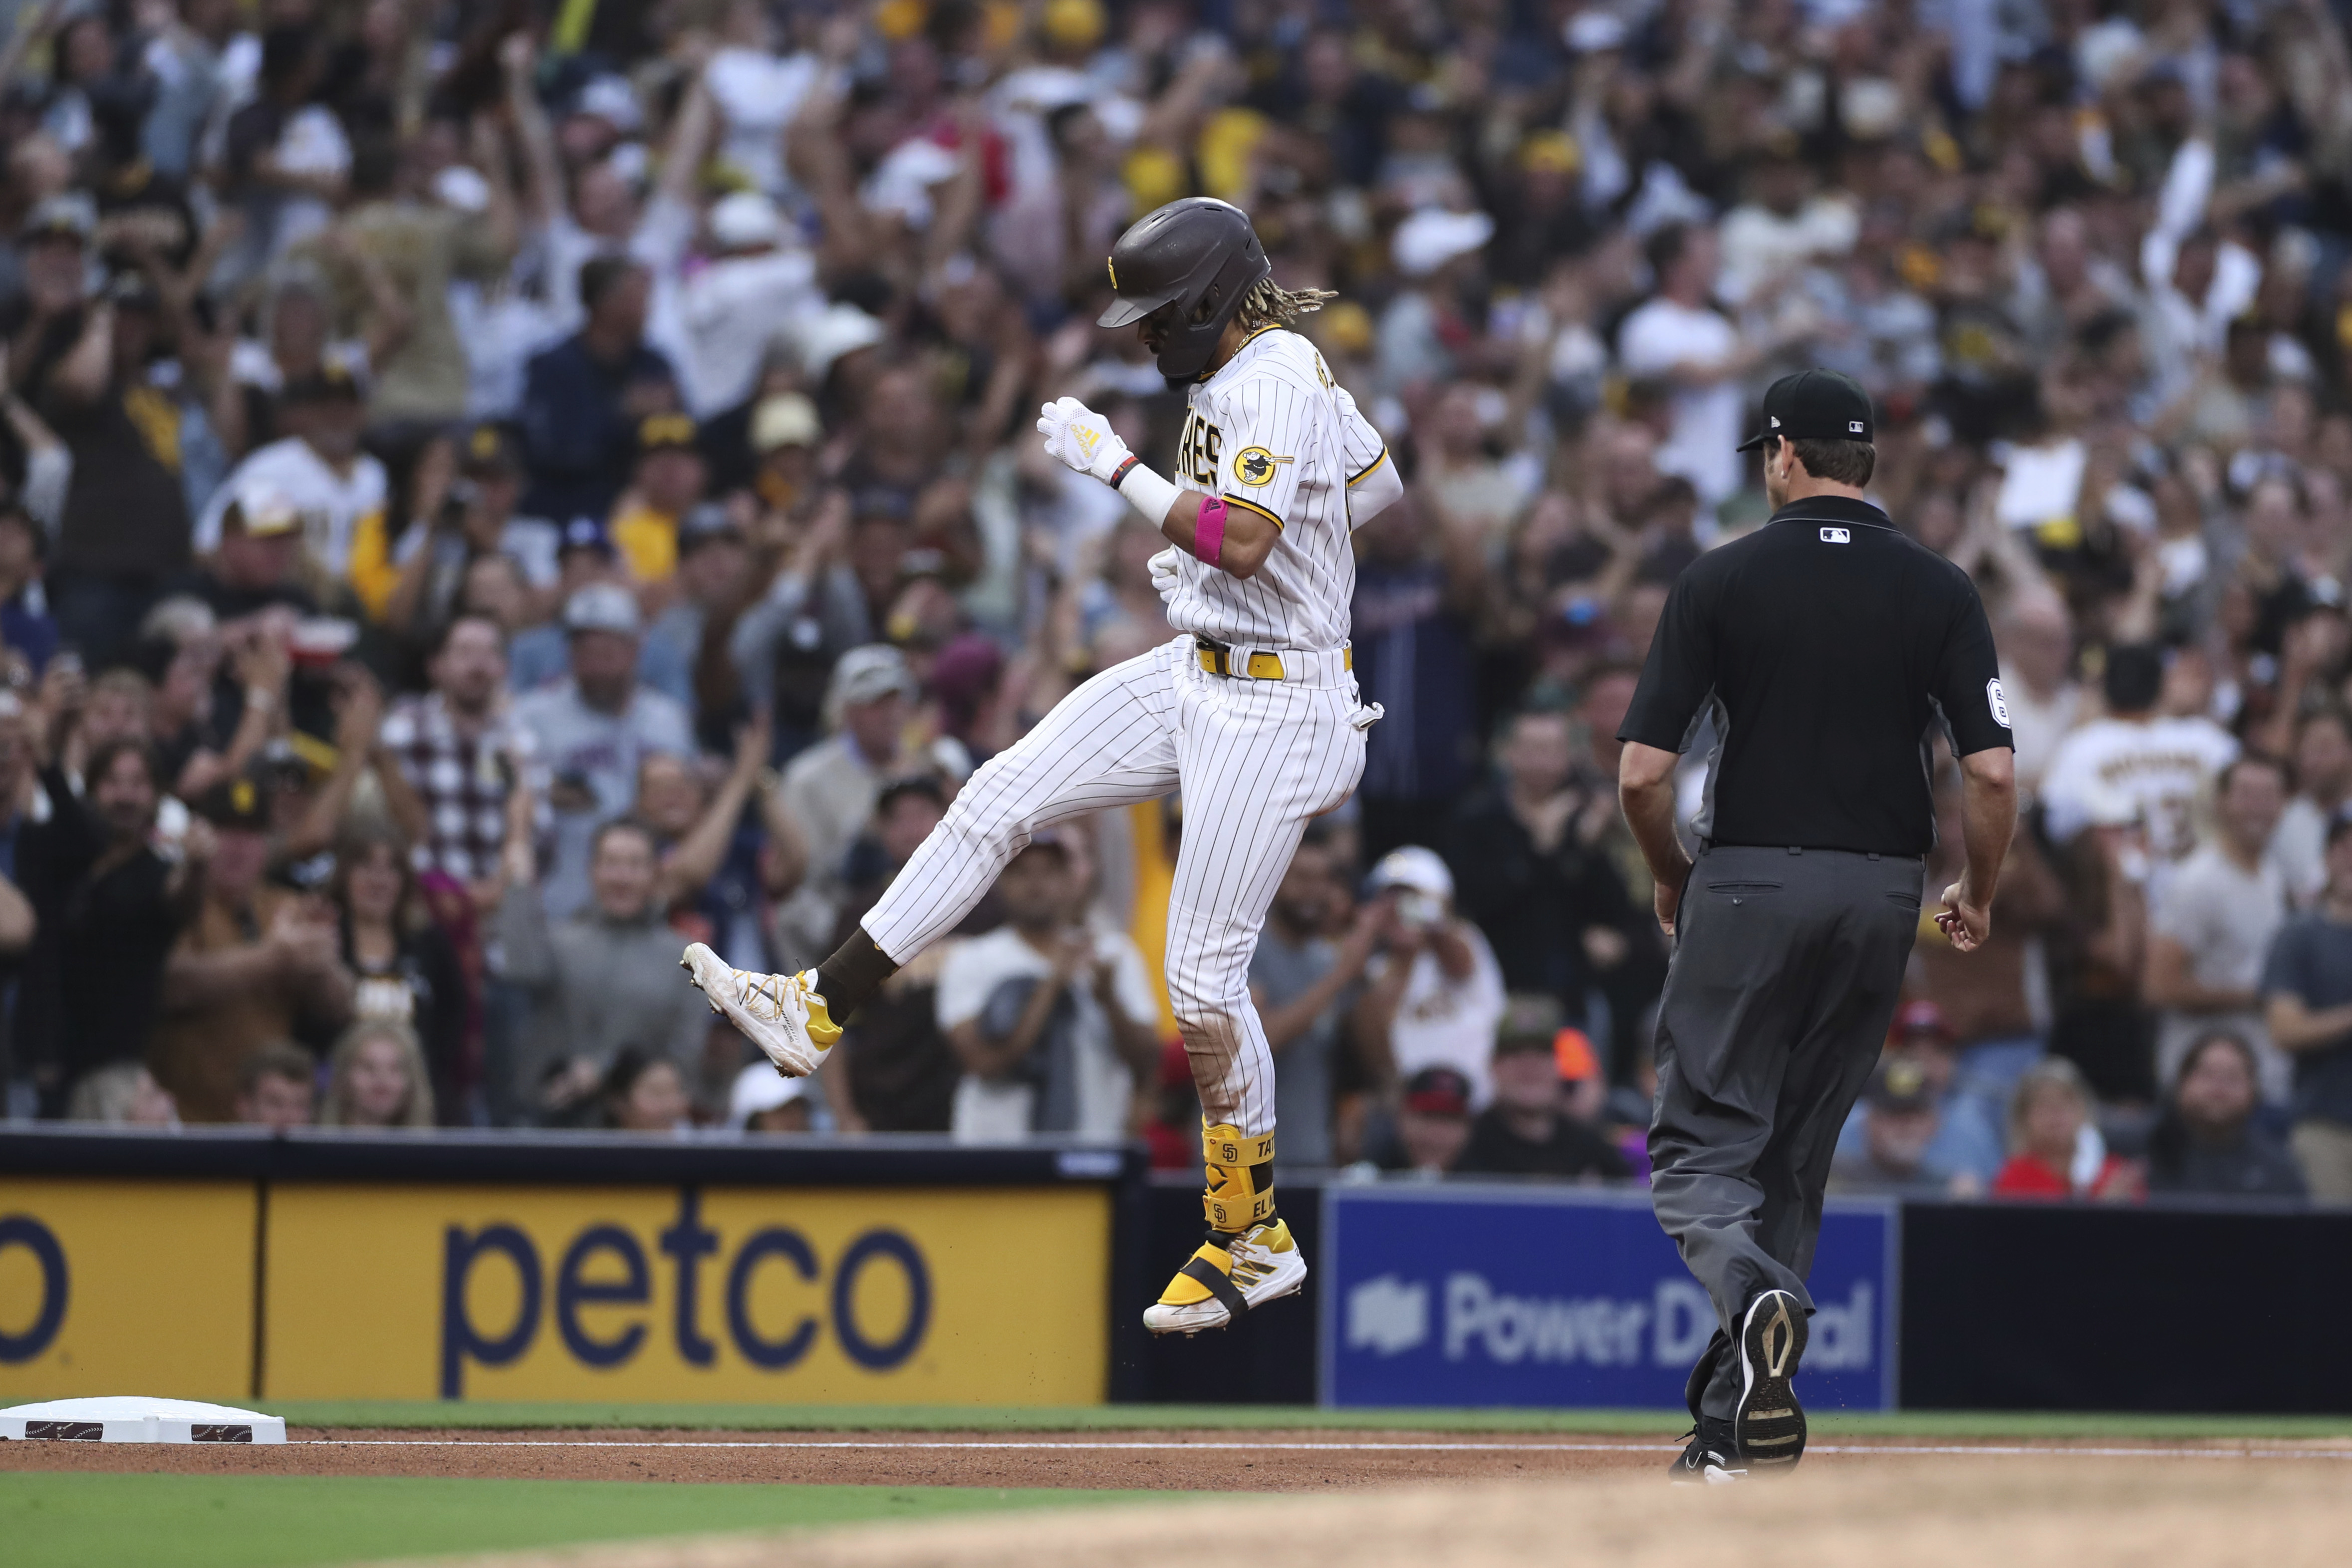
1648 844 1923 1420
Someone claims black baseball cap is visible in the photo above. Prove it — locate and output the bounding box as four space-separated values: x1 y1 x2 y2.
1735 369 1874 451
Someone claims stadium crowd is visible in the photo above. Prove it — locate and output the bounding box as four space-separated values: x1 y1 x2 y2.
4 0 2352 1206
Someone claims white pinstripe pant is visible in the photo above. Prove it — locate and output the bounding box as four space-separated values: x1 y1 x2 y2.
862 636 1368 1136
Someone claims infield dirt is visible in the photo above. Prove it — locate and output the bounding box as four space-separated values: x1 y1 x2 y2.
408 1458 2352 1568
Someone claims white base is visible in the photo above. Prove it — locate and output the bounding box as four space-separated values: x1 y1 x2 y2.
0 1396 286 1444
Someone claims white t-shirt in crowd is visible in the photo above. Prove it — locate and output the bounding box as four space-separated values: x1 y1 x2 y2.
196 435 388 576
2270 795 2332 909
2149 841 2291 1103
2039 714 2240 860
2000 673 2084 797
1616 296 1744 505
1369 920 1508 1109
938 925 1156 1142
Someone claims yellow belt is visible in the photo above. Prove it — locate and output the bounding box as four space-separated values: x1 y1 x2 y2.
1194 642 1351 681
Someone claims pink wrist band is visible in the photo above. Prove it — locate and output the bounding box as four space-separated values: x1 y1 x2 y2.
1192 496 1229 567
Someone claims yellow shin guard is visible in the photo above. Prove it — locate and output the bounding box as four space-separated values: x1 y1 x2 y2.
1156 1124 1280 1314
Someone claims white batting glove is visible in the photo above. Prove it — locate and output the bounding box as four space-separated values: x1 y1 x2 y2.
1147 544 1183 596
1036 396 1132 485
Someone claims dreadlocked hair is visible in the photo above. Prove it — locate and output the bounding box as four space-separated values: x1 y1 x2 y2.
1233 277 1338 332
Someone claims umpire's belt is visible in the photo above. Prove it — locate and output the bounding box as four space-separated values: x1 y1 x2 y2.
1195 638 1353 684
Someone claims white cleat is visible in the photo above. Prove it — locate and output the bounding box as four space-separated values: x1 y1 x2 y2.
1142 1219 1308 1336
680 943 838 1077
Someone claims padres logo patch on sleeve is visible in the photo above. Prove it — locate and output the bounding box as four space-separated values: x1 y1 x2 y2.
1232 446 1291 487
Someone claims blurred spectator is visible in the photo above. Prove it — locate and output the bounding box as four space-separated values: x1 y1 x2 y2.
1912 772 2067 1104
196 364 387 614
1443 707 1638 1033
1249 824 1386 1169
0 504 56 672
730 1059 812 1134
231 1040 317 1131
519 256 677 524
608 414 707 589
377 613 544 903
516 583 693 919
497 817 709 1118
2272 707 2352 907
2260 814 2352 1202
1831 1056 1960 1198
2042 644 2238 866
769 644 922 965
1378 1065 1473 1176
12 736 197 1112
317 1019 433 1129
1992 1059 2142 1202
62 1059 178 1126
2145 1032 2306 1201
1350 496 1483 863
1353 847 1507 1110
602 1046 691 1133
1456 997 1630 1181
827 775 959 1134
1996 592 2085 796
642 506 755 719
2146 756 2292 1102
331 825 467 1124
13 198 191 668
151 770 354 1121
939 835 1157 1141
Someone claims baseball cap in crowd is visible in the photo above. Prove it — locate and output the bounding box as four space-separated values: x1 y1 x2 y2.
637 412 698 455
571 74 642 134
1552 1027 1601 1082
1735 368 1874 451
708 190 784 251
1866 1055 1937 1117
1367 844 1455 904
751 392 821 453
1495 993 1565 1054
460 423 521 476
794 302 888 381
1892 999 1954 1046
19 192 94 245
227 482 302 538
282 360 366 405
562 581 641 637
1402 1066 1473 1118
557 516 615 559
826 644 919 712
190 770 271 832
728 1060 807 1128
1392 207 1494 278
679 503 742 552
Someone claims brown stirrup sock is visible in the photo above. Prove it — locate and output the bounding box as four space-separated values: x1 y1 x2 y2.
814 928 900 1022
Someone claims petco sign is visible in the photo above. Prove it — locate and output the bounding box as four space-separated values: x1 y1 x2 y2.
1321 1186 1895 1409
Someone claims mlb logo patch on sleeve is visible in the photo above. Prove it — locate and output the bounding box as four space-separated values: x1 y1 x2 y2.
1819 527 1850 544
1987 678 2012 727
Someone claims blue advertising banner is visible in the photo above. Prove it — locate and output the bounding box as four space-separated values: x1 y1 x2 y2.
1319 1184 1897 1410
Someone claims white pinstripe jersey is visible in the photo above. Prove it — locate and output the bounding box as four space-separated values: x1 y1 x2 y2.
1161 326 1389 651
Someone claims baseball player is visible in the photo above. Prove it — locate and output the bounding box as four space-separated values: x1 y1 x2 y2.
684 197 1403 1333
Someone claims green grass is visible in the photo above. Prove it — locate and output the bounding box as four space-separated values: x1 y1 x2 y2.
265 1400 2352 1440
0 1473 1171 1568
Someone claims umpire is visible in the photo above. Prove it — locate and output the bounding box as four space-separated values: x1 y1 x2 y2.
1616 369 2017 1483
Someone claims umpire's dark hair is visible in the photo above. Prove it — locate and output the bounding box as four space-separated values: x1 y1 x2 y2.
578 253 646 314
1787 436 1876 488
2102 642 2166 715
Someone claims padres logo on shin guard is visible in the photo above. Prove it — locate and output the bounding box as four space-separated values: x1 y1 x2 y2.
1201 1122 1277 1231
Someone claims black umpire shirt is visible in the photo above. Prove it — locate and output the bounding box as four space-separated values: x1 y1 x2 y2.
1616 495 2013 858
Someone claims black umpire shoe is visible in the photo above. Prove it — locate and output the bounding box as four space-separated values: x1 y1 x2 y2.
1667 1418 1745 1485
1733 1289 1808 1472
